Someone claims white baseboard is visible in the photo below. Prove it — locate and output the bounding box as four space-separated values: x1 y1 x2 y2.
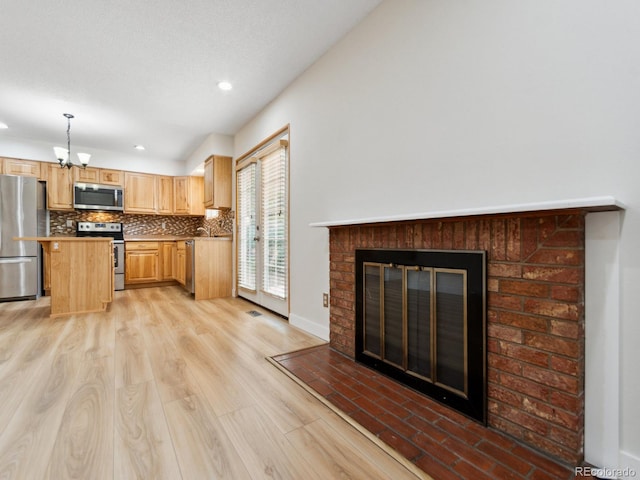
289 313 329 341
619 450 640 477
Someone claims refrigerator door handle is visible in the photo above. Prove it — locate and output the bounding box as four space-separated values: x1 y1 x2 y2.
0 258 34 264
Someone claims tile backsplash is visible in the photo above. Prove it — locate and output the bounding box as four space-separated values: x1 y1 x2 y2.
50 210 234 237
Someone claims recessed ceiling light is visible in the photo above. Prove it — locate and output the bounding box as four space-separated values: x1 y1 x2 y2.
0 122 8 129
217 81 233 91
134 145 145 151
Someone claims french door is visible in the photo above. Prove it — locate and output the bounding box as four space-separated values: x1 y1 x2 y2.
236 135 289 316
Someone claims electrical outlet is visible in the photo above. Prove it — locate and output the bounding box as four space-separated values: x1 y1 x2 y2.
162 221 166 229
66 219 73 228
323 293 329 308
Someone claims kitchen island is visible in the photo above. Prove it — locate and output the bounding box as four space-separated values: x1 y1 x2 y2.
16 237 113 317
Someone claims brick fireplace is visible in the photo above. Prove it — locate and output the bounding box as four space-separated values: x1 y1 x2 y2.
329 211 585 464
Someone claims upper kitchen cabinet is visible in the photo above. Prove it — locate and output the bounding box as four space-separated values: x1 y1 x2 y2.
173 176 204 216
73 167 124 186
99 168 124 186
73 166 100 183
1 157 42 179
46 163 74 210
157 176 174 215
203 155 232 209
124 172 157 214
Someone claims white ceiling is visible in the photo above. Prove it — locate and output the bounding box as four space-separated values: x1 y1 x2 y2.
0 0 381 165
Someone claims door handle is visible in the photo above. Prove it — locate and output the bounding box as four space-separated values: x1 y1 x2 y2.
0 258 33 264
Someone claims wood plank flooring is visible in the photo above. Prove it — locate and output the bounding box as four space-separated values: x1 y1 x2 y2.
0 287 426 480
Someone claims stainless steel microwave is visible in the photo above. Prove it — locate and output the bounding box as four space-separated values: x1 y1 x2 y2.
73 183 124 211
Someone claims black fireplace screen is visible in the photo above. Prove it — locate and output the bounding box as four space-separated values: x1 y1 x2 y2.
356 249 486 423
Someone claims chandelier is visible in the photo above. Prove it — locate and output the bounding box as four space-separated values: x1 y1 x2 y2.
53 113 91 169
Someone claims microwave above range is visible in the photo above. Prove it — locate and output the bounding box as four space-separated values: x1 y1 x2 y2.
73 183 124 211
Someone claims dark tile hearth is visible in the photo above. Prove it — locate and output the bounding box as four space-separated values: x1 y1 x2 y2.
272 344 586 480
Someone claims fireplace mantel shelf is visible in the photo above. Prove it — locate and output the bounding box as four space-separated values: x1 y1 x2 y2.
310 196 624 228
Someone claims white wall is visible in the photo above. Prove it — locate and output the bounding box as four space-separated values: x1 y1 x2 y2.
233 0 640 469
183 132 234 175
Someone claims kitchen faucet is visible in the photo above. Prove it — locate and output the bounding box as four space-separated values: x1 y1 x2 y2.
196 226 211 237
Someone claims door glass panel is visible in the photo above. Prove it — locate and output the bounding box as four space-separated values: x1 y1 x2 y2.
407 269 431 379
237 164 256 290
261 148 287 299
435 271 465 393
364 264 381 356
383 266 403 366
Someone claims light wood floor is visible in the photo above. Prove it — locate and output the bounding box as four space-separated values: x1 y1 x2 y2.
0 286 425 480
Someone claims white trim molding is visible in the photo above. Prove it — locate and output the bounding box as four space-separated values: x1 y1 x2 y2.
585 211 621 470
310 196 625 228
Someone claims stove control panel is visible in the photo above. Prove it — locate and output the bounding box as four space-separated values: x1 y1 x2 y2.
77 222 122 233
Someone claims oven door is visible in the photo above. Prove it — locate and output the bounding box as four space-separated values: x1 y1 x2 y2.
74 183 124 211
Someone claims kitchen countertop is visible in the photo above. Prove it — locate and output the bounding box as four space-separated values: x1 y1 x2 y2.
15 236 112 242
193 236 232 241
124 235 232 241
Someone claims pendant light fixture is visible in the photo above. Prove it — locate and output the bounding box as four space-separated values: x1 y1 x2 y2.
53 113 91 169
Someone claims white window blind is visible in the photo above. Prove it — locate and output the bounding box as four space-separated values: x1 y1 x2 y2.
260 145 287 299
237 163 257 291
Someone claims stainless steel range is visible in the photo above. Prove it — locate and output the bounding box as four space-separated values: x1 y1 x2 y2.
76 222 125 291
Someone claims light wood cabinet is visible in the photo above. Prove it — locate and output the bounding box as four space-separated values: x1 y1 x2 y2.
161 242 175 280
173 177 189 214
124 172 157 214
73 166 100 183
73 167 124 186
173 176 204 216
157 176 174 215
38 238 113 317
203 155 232 209
99 168 124 186
125 241 160 283
194 239 232 300
46 163 74 210
175 241 186 285
2 157 41 178
43 247 51 292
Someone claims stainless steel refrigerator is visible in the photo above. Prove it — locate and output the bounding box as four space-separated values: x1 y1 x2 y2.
0 175 46 301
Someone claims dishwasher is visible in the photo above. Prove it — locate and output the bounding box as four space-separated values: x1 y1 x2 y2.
185 240 195 294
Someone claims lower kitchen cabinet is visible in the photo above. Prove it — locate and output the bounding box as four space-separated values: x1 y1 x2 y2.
193 239 231 300
175 241 186 285
161 242 175 280
125 241 160 284
43 247 51 292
